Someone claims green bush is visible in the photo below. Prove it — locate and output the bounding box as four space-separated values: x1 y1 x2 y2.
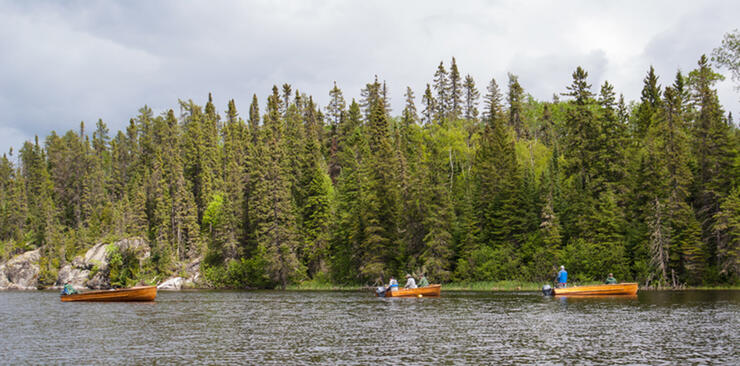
106 244 140 288
37 256 59 288
203 251 272 289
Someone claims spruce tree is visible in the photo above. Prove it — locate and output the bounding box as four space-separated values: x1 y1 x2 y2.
482 78 503 124
421 84 435 125
360 90 401 281
463 74 480 121
634 66 662 140
690 55 736 282
448 57 463 120
250 86 304 288
507 73 526 139
433 61 449 122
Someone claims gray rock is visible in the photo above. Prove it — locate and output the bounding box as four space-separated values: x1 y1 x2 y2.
0 249 41 290
157 277 184 290
56 264 90 289
57 236 152 290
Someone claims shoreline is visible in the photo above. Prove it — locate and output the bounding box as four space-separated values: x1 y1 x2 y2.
4 281 739 292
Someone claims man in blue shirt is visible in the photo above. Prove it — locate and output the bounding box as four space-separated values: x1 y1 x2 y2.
557 266 568 288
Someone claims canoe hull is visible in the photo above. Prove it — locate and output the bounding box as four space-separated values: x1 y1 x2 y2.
60 285 157 302
378 284 441 297
553 283 638 296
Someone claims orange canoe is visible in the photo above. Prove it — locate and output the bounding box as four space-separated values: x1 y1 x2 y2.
60 285 157 302
378 284 441 297
553 283 638 296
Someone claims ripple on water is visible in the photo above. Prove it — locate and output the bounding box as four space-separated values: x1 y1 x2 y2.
0 290 738 364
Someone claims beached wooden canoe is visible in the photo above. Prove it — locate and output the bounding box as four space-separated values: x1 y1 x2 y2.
378 284 441 297
553 283 638 296
60 285 157 302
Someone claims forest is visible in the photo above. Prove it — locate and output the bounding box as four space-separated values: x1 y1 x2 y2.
0 52 738 289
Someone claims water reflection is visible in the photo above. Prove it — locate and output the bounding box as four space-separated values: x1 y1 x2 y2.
0 290 737 364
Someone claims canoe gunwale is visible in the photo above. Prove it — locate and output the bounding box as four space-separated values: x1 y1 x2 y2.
60 285 157 302
379 284 441 297
553 283 638 296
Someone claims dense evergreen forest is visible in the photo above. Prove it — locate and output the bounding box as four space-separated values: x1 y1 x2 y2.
1 54 738 289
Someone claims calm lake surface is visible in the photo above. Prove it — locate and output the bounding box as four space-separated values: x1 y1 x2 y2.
1 290 738 365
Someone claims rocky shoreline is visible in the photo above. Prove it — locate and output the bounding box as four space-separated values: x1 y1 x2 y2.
0 237 201 291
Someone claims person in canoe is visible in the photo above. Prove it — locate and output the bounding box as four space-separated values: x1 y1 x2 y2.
404 274 417 289
605 273 617 284
61 282 78 295
418 273 429 287
387 277 399 293
556 265 568 288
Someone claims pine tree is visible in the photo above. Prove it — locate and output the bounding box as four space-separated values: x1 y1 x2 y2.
419 129 454 281
0 153 27 243
181 100 216 221
20 138 56 248
248 94 261 143
482 78 503 124
463 74 480 121
330 100 369 283
281 84 292 116
299 102 332 277
474 86 525 249
690 55 736 282
218 101 249 261
433 61 449 122
507 73 526 139
596 81 629 195
713 187 740 280
360 89 401 281
448 57 463 120
360 76 382 121
250 86 304 288
421 84 435 125
634 66 662 140
561 66 598 191
327 81 346 129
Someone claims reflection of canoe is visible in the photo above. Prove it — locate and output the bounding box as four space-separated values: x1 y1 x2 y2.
60 286 157 302
378 284 441 297
554 283 638 296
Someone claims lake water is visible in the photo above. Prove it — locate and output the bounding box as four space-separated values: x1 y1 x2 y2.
1 290 738 364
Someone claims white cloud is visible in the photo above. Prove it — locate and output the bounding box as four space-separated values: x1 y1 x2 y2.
0 0 738 154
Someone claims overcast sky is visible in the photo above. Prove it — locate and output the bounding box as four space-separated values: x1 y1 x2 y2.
1 0 738 156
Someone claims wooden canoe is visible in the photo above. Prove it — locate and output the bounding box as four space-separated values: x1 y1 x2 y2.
378 284 441 297
553 283 638 296
60 285 157 302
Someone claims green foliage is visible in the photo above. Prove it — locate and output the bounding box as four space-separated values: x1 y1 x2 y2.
106 244 142 288
203 253 272 289
1 56 737 289
712 29 740 90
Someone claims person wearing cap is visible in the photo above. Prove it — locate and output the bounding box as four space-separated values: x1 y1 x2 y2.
556 266 568 288
404 274 417 289
605 273 617 284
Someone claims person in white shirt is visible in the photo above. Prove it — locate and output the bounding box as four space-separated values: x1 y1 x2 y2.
387 277 399 292
404 274 417 289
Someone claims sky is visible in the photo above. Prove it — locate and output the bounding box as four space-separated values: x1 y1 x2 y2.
1 0 738 156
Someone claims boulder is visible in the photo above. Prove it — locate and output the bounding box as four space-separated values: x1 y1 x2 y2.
56 264 90 290
56 237 151 290
157 277 185 290
0 249 41 290
158 257 203 290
